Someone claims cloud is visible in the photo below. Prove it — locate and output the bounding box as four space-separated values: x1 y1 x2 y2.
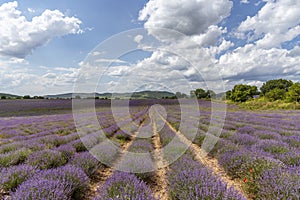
138 0 233 39
134 35 144 44
0 1 82 58
27 8 35 13
240 0 249 4
0 57 34 90
217 44 300 82
237 0 300 49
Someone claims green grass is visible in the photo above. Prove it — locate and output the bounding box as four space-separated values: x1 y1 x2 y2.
230 98 300 110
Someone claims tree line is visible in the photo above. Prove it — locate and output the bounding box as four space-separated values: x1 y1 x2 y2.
226 79 300 103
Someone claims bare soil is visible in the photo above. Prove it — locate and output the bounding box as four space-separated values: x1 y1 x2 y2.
151 117 170 200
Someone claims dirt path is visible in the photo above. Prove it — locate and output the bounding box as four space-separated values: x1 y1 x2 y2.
150 115 170 200
157 112 249 199
87 122 143 199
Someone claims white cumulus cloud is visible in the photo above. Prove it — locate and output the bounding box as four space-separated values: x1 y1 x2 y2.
138 0 233 40
237 0 300 49
0 1 82 58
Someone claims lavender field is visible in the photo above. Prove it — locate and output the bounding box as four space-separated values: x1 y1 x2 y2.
0 99 299 200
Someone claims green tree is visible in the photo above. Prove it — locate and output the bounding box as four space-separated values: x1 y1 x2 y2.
260 79 293 96
206 90 216 99
265 88 286 101
1 96 6 99
194 88 207 99
286 83 300 102
23 95 31 99
224 90 232 100
230 84 258 102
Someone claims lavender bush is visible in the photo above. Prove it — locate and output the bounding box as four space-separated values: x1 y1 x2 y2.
94 171 156 200
26 149 67 169
168 153 246 200
70 152 102 177
256 167 300 199
31 165 90 199
0 148 32 167
12 178 72 200
0 164 36 192
55 143 76 160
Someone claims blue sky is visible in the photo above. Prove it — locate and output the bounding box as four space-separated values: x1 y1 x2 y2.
0 0 299 95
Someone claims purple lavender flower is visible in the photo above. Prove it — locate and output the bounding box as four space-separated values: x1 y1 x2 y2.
31 164 90 199
55 143 76 160
256 167 300 199
26 149 67 169
0 164 36 191
12 178 72 200
70 152 102 177
0 148 32 167
229 133 258 146
94 171 156 200
236 125 256 135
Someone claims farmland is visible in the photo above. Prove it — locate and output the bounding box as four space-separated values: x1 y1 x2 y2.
0 99 299 200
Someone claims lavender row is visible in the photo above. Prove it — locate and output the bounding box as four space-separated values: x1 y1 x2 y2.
155 115 246 199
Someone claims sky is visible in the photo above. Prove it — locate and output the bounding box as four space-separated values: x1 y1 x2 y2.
0 0 299 95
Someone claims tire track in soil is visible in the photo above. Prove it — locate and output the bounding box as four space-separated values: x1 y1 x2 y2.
87 120 144 200
157 112 250 200
150 114 170 200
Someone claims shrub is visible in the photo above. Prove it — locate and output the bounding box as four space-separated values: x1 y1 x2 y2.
70 152 102 177
38 135 66 148
0 164 36 192
117 153 155 179
71 139 87 152
169 168 246 200
0 148 32 167
115 130 131 141
0 143 21 154
229 133 258 146
33 165 89 199
276 150 300 166
26 149 67 169
209 139 239 157
12 179 72 200
236 126 256 135
55 144 76 160
90 142 120 166
219 150 255 178
257 140 290 155
168 154 246 200
238 157 282 195
256 167 300 199
94 172 155 200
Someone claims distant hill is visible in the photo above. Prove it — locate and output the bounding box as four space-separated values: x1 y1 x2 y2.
215 92 226 99
44 91 176 99
0 93 21 98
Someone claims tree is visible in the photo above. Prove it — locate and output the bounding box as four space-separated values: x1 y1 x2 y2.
286 83 300 102
194 88 207 99
230 84 258 102
224 90 232 100
260 79 293 96
1 96 6 99
265 88 286 101
206 90 216 99
23 95 31 99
